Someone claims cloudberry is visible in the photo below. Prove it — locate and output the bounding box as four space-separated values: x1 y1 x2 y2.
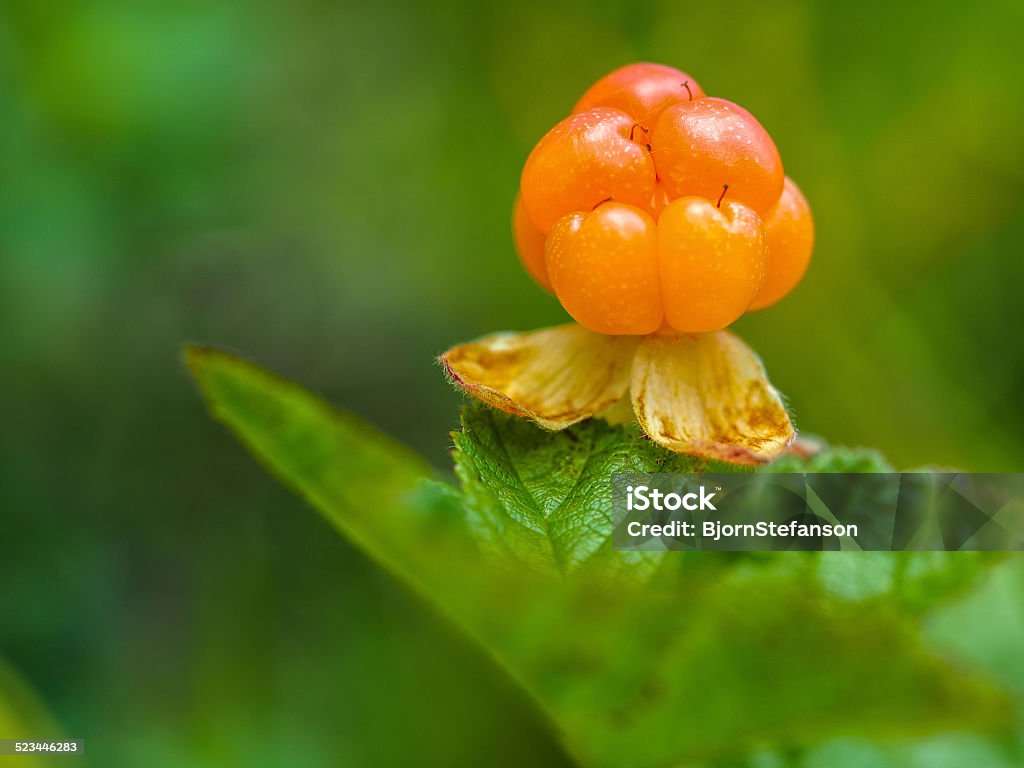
514 63 810 334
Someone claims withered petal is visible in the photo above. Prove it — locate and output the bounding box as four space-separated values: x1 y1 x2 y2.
441 323 639 430
631 331 795 464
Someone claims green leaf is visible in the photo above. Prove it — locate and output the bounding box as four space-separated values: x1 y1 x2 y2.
454 405 995 611
455 406 678 576
550 567 1012 768
187 350 1013 768
452 403 756 578
763 445 1000 612
764 444 894 473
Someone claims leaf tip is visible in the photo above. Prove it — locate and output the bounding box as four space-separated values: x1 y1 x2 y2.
181 345 251 407
182 341 224 368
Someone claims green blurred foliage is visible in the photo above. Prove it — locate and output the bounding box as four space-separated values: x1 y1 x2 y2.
0 660 62 768
1 0 1023 765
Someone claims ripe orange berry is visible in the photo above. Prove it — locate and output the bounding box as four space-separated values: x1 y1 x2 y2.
512 194 552 291
545 203 662 335
513 64 810 335
657 198 768 333
749 177 814 310
521 107 656 232
573 63 705 128
650 97 783 216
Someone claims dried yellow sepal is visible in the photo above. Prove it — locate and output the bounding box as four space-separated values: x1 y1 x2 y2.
631 331 794 464
440 324 639 430
442 322 794 464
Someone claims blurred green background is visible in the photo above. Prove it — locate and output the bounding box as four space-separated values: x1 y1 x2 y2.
2 0 1023 765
